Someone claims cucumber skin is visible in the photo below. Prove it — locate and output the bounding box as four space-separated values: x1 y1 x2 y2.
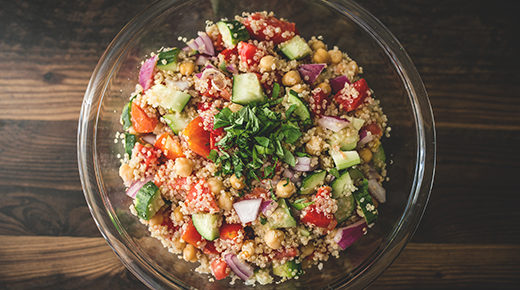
352 180 378 224
134 182 164 220
163 113 190 134
192 213 220 241
268 199 297 229
286 90 311 121
331 171 353 199
124 133 136 156
273 260 302 278
300 170 326 195
217 20 250 48
334 194 355 223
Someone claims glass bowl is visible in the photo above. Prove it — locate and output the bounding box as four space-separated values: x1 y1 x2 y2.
77 0 435 288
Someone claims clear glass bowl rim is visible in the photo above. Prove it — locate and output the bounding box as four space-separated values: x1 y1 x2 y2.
77 0 436 289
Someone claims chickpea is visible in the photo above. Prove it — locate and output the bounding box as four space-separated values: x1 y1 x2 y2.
239 240 255 259
264 229 284 250
317 82 331 96
218 191 234 211
174 157 193 177
311 40 326 51
300 244 314 258
173 206 184 222
228 103 243 112
229 174 245 190
149 212 164 226
347 61 358 74
312 48 330 64
276 179 296 198
119 164 134 184
282 70 301 86
359 148 373 163
305 136 323 156
179 61 195 75
172 238 186 252
183 243 198 262
329 49 343 64
208 177 224 195
259 55 276 71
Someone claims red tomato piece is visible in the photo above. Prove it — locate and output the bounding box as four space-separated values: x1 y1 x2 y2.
243 13 297 44
131 102 158 133
364 123 383 138
154 132 184 160
134 143 159 171
182 220 204 247
185 179 220 213
237 41 263 67
334 78 370 112
160 213 179 233
209 127 224 151
183 116 211 158
274 247 299 260
309 88 329 116
203 241 219 255
300 186 337 229
219 47 238 62
210 258 229 280
219 224 243 240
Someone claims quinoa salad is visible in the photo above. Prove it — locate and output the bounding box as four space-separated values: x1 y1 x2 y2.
118 11 390 285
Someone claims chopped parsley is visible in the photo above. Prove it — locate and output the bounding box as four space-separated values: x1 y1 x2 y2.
211 98 305 182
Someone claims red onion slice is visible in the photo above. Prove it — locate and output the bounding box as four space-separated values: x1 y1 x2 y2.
298 63 326 84
126 176 153 199
139 55 157 91
368 179 386 203
233 198 262 224
330 75 350 93
197 32 215 56
260 200 278 216
141 134 156 145
293 157 313 172
333 219 367 250
357 128 374 147
224 253 254 280
317 115 349 132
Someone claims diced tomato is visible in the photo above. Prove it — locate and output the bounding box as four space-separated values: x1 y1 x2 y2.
154 132 184 160
131 102 158 133
243 13 297 44
237 41 263 67
300 186 337 229
364 123 383 138
134 143 159 170
210 258 229 280
209 127 224 151
182 220 204 247
183 116 211 158
274 247 299 260
309 88 329 116
203 241 219 254
185 179 220 213
219 223 243 240
197 101 213 112
219 47 238 62
212 32 226 52
334 78 370 112
160 213 179 233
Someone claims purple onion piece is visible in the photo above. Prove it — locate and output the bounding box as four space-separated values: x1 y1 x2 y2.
330 75 350 94
126 176 154 199
139 55 157 91
298 63 326 84
333 219 367 250
224 254 254 280
317 115 349 132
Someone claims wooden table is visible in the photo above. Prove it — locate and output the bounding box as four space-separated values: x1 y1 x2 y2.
1 0 519 288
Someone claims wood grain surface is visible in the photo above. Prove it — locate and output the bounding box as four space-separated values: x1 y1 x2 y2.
0 0 519 289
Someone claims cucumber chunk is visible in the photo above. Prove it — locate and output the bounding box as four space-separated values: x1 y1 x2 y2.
279 35 312 60
192 213 220 241
124 133 136 156
373 145 386 169
232 73 266 105
163 113 191 134
330 150 361 170
331 171 354 198
268 199 296 229
300 170 326 195
348 168 364 182
334 194 355 223
157 48 181 71
286 90 311 121
148 84 192 112
352 179 378 224
216 20 250 48
328 128 359 151
273 260 302 278
134 181 164 220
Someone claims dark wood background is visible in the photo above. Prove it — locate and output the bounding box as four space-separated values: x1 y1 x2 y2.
1 0 519 289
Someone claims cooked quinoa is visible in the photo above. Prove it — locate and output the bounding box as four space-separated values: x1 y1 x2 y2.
118 11 390 285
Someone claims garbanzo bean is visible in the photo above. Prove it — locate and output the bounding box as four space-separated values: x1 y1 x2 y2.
311 40 326 51
174 157 193 177
208 177 224 195
329 49 343 64
218 191 234 211
359 148 373 163
259 55 276 71
183 243 198 262
276 179 296 198
312 48 330 64
173 206 184 222
347 61 358 74
317 82 331 96
179 61 195 75
264 229 284 250
282 70 301 86
119 164 134 184
229 174 245 190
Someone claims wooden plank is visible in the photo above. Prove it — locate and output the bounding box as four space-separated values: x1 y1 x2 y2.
0 236 518 289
